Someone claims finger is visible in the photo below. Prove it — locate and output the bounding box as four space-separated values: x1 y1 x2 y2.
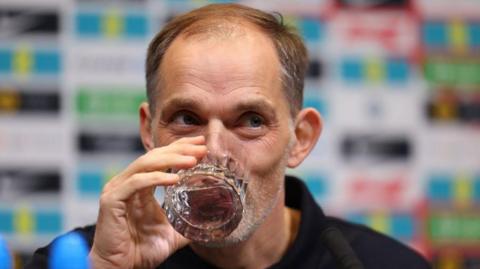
105 139 206 191
131 146 206 174
109 154 198 189
155 143 207 158
106 171 180 202
170 135 205 146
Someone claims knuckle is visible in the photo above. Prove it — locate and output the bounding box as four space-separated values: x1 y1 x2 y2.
103 178 114 190
130 173 141 183
137 153 150 164
98 194 112 206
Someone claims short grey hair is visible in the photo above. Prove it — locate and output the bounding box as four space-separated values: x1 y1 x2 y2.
145 3 308 117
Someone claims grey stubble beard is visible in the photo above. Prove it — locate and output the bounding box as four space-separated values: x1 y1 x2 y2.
195 130 296 248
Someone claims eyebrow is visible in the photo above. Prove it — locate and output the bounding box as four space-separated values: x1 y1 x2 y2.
161 97 203 113
159 96 277 119
232 99 276 118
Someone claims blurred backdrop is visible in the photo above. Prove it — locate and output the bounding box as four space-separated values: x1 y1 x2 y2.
0 0 479 268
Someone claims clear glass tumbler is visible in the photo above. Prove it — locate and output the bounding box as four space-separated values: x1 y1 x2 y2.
163 152 249 243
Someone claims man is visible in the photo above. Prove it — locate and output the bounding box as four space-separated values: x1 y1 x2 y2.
26 4 431 269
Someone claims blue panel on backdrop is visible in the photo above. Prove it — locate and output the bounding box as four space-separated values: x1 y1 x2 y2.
428 175 452 202
300 19 323 42
76 13 101 36
473 174 480 202
386 58 409 83
469 23 480 47
0 50 12 73
341 58 363 82
125 14 148 37
304 173 328 199
0 210 13 233
347 213 368 226
35 51 61 74
304 94 327 118
35 211 62 234
391 214 414 240
77 171 103 195
423 21 447 48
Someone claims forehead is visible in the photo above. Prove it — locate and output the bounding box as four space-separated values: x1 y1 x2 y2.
156 23 286 109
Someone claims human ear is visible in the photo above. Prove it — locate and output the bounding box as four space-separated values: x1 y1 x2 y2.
287 108 323 168
139 102 155 151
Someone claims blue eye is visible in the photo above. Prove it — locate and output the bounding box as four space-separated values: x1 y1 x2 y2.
243 113 264 128
171 112 199 126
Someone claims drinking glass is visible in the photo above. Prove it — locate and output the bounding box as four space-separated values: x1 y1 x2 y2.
163 150 249 243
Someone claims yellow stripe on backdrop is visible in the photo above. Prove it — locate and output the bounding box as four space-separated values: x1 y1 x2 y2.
449 20 467 54
12 47 33 76
453 175 472 208
14 207 35 235
365 59 384 83
370 212 390 235
102 9 124 38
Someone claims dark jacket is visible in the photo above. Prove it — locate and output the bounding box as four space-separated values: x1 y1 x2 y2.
25 176 432 269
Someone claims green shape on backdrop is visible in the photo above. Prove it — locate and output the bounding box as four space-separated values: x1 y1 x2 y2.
76 87 145 116
428 213 480 242
424 59 480 87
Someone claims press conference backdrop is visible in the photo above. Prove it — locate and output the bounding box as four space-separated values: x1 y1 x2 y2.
0 0 479 267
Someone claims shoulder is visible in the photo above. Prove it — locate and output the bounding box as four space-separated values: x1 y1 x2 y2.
328 217 432 269
24 225 96 269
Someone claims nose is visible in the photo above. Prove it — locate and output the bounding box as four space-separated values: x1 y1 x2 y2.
204 120 246 169
205 119 228 155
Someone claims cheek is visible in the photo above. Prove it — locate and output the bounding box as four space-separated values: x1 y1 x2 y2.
243 129 291 178
152 127 189 147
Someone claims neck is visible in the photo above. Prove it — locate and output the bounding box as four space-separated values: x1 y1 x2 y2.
190 191 292 269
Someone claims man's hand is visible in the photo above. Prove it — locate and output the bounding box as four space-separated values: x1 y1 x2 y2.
89 136 207 269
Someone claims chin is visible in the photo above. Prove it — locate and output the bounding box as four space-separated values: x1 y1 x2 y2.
193 182 283 248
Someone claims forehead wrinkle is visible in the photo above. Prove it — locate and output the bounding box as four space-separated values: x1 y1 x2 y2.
167 23 280 87
166 64 269 96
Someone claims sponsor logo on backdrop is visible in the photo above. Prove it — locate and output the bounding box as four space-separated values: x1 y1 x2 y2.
77 0 145 3
0 206 62 235
341 134 412 162
0 169 60 199
77 132 143 153
348 211 417 241
329 10 417 56
422 20 480 55
341 56 410 84
336 0 409 9
428 210 480 246
416 0 480 17
432 250 480 269
76 86 145 117
0 8 59 38
0 88 60 114
0 47 60 77
75 9 148 39
347 174 409 207
426 91 480 124
423 57 480 87
74 51 144 79
427 173 480 207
